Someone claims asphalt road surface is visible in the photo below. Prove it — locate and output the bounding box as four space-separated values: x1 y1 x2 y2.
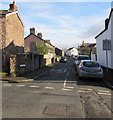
2 57 112 119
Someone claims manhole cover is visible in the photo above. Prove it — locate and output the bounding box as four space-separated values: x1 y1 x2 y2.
43 104 67 116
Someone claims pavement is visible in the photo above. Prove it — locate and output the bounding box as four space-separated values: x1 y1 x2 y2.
1 65 54 83
102 67 113 90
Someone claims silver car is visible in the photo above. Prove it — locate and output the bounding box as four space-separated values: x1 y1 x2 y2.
77 60 103 80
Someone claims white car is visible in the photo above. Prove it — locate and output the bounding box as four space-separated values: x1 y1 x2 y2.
74 55 90 67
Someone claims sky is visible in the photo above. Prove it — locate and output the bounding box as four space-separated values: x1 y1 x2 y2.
1 1 112 49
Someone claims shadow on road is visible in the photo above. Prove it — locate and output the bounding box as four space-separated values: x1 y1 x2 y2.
77 77 112 90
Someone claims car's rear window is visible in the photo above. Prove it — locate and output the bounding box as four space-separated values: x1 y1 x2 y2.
78 57 89 60
83 61 99 67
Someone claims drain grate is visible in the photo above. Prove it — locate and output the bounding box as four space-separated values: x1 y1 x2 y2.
43 104 67 116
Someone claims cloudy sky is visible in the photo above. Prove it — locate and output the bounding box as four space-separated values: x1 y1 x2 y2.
1 1 112 49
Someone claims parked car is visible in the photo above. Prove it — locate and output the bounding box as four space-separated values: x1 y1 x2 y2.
73 55 78 60
60 56 67 63
76 60 103 80
74 55 90 67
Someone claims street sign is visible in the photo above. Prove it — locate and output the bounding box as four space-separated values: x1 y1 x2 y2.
103 39 111 71
103 39 111 50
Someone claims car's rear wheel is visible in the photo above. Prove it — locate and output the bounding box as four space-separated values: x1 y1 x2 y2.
78 76 83 80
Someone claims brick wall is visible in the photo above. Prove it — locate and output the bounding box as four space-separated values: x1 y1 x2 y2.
1 13 24 73
0 17 6 50
24 34 43 52
0 17 6 72
6 13 24 53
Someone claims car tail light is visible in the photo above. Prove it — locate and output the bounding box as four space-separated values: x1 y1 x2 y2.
99 68 103 72
79 67 84 70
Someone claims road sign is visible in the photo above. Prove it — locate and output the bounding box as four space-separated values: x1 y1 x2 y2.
103 39 111 71
103 39 111 50
30 42 36 52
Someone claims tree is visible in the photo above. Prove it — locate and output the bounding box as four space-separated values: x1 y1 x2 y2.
36 42 49 55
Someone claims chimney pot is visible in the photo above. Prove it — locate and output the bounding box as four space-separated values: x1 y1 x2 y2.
9 1 18 11
30 28 35 34
37 32 42 38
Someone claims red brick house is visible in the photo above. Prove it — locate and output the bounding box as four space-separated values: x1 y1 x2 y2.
0 1 24 73
24 28 55 55
24 28 43 52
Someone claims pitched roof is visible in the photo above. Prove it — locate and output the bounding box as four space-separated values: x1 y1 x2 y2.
68 47 75 50
95 8 113 39
0 10 9 15
0 10 24 26
0 10 18 16
24 33 55 47
87 43 96 48
24 33 43 41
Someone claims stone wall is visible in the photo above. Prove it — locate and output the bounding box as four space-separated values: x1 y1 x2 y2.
10 55 16 76
10 53 45 76
102 66 113 86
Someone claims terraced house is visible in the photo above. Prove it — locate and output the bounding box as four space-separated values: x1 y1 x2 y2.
0 1 24 73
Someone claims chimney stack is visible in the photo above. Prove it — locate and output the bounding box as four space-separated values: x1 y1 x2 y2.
30 28 35 34
105 18 109 30
37 32 42 38
9 1 18 11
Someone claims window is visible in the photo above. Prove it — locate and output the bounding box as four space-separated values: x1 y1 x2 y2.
78 57 89 60
83 61 99 67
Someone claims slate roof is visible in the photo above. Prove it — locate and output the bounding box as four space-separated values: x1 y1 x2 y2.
0 10 8 15
25 33 55 47
68 47 75 50
95 8 113 39
0 10 16 15
87 43 96 48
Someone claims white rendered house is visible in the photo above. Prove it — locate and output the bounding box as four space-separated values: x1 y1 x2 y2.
66 47 78 57
95 8 113 69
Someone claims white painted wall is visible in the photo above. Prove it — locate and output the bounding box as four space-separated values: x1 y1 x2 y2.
111 11 113 69
91 54 96 61
66 48 78 56
66 50 71 56
96 11 112 69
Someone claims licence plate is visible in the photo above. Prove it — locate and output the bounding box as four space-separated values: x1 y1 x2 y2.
86 69 90 72
86 69 95 72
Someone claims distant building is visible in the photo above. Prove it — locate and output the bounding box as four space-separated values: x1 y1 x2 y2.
55 47 62 56
66 47 78 56
79 41 90 55
95 8 113 69
87 43 96 60
0 1 24 73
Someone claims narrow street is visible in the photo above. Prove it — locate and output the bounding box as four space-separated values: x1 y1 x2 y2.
2 57 111 119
